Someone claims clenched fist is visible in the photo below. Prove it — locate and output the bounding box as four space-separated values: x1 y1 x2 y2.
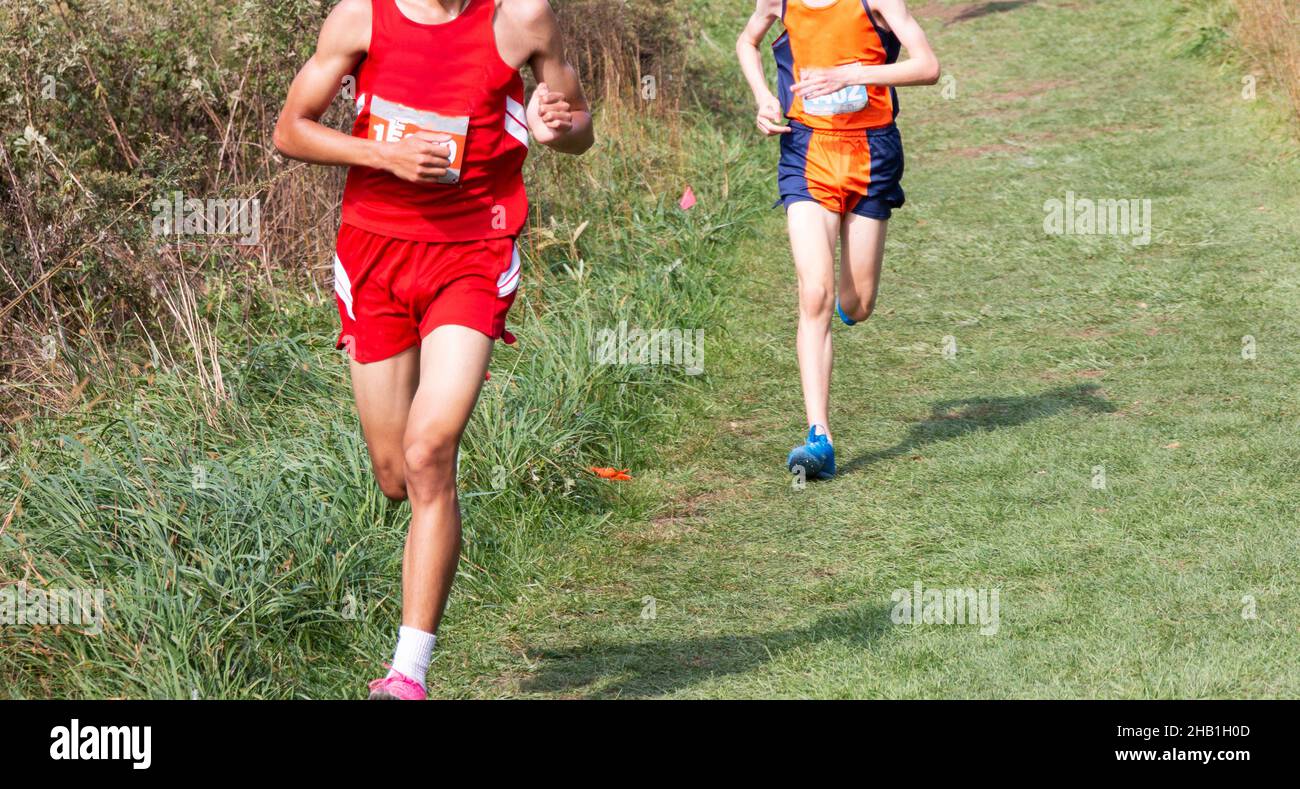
378 131 453 183
528 82 573 144
755 93 790 136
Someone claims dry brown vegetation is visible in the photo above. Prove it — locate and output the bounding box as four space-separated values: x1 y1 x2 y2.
0 0 685 425
1234 0 1300 121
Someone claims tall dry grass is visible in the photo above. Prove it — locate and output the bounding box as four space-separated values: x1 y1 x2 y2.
0 0 764 699
1234 0 1300 122
0 0 686 427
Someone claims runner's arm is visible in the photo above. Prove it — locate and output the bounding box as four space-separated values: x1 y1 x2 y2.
736 0 790 135
272 0 453 182
272 0 376 166
793 0 940 99
511 0 594 154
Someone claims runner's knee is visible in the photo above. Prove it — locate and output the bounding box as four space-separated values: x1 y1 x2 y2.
799 282 834 318
371 456 408 502
403 435 459 493
840 290 877 322
378 481 408 503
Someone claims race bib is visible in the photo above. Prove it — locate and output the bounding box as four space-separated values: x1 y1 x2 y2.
802 84 869 117
367 95 469 185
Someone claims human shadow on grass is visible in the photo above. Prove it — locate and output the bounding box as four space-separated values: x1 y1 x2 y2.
944 1 1036 25
519 605 893 699
839 383 1116 476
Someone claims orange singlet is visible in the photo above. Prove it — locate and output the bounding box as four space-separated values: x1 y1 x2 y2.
773 0 901 131
773 0 907 219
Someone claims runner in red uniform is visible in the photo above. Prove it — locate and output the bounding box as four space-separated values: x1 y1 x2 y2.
274 0 592 699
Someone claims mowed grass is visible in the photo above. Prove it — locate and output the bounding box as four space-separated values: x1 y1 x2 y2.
469 0 1300 698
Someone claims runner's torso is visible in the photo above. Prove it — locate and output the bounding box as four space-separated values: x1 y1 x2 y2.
774 0 901 131
342 0 530 242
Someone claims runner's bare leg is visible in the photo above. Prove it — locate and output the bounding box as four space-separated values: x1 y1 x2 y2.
350 347 421 502
787 200 842 439
399 324 493 633
838 212 887 323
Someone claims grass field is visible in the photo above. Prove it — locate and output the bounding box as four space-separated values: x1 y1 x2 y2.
461 0 1300 699
3 0 1298 699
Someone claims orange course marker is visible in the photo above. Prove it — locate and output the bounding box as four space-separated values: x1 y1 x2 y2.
588 467 633 481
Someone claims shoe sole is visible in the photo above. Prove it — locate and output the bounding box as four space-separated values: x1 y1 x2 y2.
787 452 825 479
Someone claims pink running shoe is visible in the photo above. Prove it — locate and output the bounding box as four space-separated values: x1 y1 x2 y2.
367 669 427 701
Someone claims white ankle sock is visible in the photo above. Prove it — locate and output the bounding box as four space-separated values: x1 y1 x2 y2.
389 626 437 689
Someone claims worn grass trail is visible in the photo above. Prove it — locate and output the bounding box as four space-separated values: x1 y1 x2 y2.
463 0 1300 698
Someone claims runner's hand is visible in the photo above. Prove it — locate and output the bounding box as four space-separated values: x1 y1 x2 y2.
793 65 856 100
379 131 452 183
756 94 790 136
530 83 573 143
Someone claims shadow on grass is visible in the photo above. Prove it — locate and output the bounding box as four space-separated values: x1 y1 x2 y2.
944 1 1036 25
519 605 892 699
840 383 1116 476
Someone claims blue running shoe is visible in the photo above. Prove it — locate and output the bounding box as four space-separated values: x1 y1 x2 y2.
786 426 836 480
836 299 857 327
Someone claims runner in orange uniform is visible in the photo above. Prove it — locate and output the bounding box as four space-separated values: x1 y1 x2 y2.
737 0 939 479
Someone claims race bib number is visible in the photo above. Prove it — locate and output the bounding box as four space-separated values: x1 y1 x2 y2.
802 84 869 117
367 95 469 185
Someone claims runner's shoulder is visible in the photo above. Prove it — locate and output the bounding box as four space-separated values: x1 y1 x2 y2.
320 0 372 54
327 0 372 26
496 0 558 32
866 0 907 20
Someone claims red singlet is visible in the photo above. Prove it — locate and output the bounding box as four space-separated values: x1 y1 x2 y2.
341 0 530 242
